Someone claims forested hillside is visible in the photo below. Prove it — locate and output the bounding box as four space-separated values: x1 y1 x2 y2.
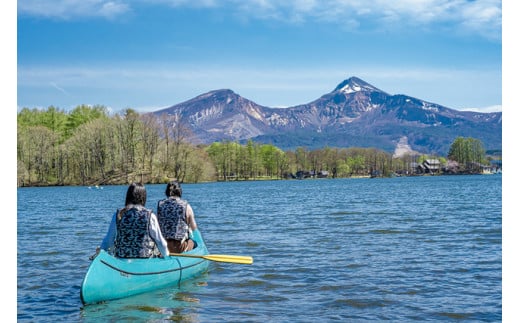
17 106 493 187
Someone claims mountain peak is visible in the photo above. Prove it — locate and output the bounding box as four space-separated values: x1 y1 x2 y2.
333 76 383 94
198 88 236 97
188 88 239 102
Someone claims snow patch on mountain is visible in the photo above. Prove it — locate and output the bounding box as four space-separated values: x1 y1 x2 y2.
334 77 384 94
339 84 363 94
421 102 439 112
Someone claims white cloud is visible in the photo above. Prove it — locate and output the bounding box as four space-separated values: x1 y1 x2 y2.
18 0 130 20
17 0 501 39
458 105 502 113
226 0 501 39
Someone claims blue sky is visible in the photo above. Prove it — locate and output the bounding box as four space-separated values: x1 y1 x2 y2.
8 2 518 313
16 0 503 113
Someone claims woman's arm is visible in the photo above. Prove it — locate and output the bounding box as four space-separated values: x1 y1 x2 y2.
186 204 198 232
99 211 117 251
149 212 169 257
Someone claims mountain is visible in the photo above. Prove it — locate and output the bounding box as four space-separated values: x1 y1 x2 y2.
153 89 272 144
153 77 502 155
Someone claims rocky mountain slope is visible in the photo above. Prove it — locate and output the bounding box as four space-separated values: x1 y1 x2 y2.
153 77 502 155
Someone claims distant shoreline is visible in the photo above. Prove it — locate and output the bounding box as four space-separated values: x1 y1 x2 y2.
17 172 500 188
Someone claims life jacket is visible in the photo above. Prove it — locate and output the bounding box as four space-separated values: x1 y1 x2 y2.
114 205 157 258
157 197 189 242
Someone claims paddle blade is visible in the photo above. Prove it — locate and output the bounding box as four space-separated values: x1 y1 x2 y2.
203 254 253 265
170 253 254 265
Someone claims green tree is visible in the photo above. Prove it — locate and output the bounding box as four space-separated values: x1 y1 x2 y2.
206 142 225 180
114 109 140 178
260 144 278 177
295 147 309 171
139 114 160 182
335 159 351 177
65 105 108 138
346 154 365 176
244 140 258 179
17 107 41 128
448 136 486 172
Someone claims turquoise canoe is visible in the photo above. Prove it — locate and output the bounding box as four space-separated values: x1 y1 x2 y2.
80 229 210 305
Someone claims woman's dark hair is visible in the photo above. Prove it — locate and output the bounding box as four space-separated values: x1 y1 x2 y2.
165 180 182 198
125 182 147 206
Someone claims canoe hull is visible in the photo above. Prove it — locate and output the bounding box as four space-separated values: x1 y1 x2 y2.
80 229 209 304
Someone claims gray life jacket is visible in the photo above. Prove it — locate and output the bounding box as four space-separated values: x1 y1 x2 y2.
114 206 158 258
157 197 189 242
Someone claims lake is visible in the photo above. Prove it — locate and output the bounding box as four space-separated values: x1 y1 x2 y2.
17 175 502 322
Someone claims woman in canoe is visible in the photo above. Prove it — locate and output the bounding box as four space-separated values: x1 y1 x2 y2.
97 182 169 258
156 180 198 253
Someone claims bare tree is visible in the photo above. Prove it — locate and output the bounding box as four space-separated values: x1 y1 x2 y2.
139 114 160 182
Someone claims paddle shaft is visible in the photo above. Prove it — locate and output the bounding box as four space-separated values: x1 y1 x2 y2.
170 253 253 265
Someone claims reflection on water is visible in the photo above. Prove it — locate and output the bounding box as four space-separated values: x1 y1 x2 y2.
80 272 210 322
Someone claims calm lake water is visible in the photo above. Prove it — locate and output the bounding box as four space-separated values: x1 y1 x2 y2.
17 175 502 322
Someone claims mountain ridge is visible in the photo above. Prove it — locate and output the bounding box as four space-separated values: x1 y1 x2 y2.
153 76 501 155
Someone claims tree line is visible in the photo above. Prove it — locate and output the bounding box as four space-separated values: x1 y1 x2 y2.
17 105 494 187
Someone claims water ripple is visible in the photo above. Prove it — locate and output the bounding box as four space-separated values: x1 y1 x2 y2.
18 175 502 322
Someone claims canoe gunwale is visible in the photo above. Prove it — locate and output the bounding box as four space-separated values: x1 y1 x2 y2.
99 257 206 276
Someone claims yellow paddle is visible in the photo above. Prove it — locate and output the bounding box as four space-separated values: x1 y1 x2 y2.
170 253 253 265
